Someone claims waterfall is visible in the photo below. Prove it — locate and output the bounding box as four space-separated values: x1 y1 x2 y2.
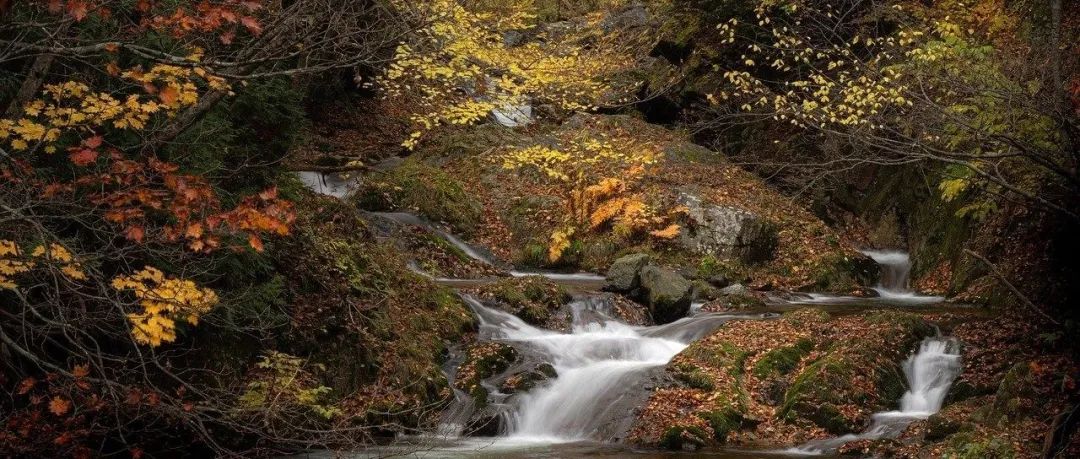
861 249 916 298
788 337 962 454
789 250 943 305
459 295 760 443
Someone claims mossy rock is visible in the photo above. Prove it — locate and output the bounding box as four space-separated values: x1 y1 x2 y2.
500 363 558 393
806 252 879 293
355 158 482 235
780 311 933 434
659 425 710 451
455 343 519 407
753 338 813 378
986 362 1036 424
477 276 571 326
941 431 1018 459
925 413 963 441
672 362 717 391
697 407 744 443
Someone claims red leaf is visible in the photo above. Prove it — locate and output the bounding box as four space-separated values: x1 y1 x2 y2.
248 234 264 252
240 16 262 35
16 377 36 395
69 148 99 166
48 396 70 416
158 85 179 105
66 0 88 20
126 225 146 243
219 29 236 44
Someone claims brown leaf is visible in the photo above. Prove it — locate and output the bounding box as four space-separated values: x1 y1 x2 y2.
16 377 36 395
69 148 98 166
48 396 70 416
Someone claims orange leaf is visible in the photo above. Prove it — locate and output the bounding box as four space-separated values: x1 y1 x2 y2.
69 148 98 166
16 377 36 395
83 135 103 148
240 16 262 35
66 0 88 21
72 364 90 378
248 234 264 252
49 396 71 416
158 85 179 105
126 225 146 243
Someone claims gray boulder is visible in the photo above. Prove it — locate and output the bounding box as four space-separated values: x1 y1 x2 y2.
639 265 692 324
720 283 749 296
605 253 652 291
676 192 778 264
601 2 649 32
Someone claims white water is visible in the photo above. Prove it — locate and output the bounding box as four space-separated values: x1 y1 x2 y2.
787 250 943 305
295 171 358 198
861 250 943 303
787 338 962 454
461 296 760 443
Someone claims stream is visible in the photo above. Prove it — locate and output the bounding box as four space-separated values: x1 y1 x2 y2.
293 181 962 457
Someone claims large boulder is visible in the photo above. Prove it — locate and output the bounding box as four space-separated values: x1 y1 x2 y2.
606 253 652 291
676 192 778 264
639 265 692 324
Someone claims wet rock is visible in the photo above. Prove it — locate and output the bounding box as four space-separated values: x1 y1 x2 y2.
455 343 519 406
476 276 571 328
500 363 558 394
924 413 962 441
707 273 731 288
464 408 505 437
690 280 721 301
639 265 692 324
676 192 779 264
719 283 749 296
605 253 651 291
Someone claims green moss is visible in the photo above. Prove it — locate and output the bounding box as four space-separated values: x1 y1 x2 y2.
697 407 744 442
479 276 571 325
783 308 830 327
942 432 1017 459
807 252 878 292
659 425 709 450
753 338 813 378
455 342 519 408
673 363 716 391
355 158 482 234
696 255 747 281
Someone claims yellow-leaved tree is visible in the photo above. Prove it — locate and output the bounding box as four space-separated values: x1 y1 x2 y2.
381 0 649 148
501 125 684 262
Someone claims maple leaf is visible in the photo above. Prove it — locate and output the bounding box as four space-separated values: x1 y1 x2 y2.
219 29 236 44
69 148 99 166
126 225 146 243
49 396 71 416
248 234 264 252
158 85 180 105
72 364 90 378
83 136 103 149
240 16 262 35
16 377 36 395
66 0 89 21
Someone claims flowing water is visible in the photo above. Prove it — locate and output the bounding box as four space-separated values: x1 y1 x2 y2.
785 338 962 455
326 208 964 457
295 171 358 198
787 249 944 306
466 296 769 442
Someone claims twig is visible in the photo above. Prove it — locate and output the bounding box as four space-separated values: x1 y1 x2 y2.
963 249 1060 325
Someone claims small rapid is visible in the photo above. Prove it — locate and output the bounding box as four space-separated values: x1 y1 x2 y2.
787 337 962 454
787 249 944 305
460 295 765 443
